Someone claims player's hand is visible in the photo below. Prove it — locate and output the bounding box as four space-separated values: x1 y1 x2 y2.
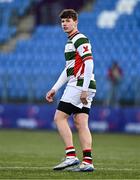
80 91 88 105
46 89 56 103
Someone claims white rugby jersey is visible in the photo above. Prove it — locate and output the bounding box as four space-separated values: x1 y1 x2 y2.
65 31 96 92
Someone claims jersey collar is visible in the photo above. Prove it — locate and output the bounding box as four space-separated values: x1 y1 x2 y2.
68 31 79 40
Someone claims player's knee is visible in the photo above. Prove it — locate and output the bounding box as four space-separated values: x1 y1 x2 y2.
74 121 79 130
74 119 81 130
75 121 88 131
54 115 59 124
54 114 68 124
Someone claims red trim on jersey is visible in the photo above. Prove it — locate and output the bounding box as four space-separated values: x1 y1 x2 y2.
74 51 84 77
83 56 93 62
68 31 79 39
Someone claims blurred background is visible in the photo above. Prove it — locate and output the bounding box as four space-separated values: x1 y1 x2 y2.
0 0 140 133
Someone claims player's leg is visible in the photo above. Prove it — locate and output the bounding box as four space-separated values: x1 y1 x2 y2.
73 113 94 172
54 109 73 147
53 107 79 170
74 113 92 150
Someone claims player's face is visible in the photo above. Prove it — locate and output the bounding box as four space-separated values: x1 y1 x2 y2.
61 18 78 35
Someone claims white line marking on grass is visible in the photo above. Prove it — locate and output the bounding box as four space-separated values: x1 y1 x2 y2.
97 167 139 171
0 167 52 170
0 167 139 171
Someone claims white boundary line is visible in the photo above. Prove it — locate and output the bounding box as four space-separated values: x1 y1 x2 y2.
0 167 139 171
97 167 140 171
0 167 52 169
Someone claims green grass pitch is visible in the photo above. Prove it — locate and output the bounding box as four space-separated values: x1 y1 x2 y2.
0 130 140 179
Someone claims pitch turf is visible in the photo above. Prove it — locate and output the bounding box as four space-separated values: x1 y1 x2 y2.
0 130 140 179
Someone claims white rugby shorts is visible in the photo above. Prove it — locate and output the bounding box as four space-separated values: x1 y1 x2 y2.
60 85 95 109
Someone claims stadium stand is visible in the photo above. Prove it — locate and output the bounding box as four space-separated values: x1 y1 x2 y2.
0 0 140 105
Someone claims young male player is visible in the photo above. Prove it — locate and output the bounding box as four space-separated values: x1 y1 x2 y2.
46 9 96 172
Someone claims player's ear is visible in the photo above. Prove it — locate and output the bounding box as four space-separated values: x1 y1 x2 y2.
75 20 78 25
74 20 78 27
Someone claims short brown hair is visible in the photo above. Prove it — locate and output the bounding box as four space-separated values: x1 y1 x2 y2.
59 9 78 21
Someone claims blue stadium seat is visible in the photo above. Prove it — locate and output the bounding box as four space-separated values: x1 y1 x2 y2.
0 0 140 102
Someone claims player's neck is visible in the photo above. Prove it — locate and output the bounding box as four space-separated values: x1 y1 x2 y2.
68 29 79 38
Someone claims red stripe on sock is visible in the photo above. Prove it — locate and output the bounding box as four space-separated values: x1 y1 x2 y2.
66 146 74 150
67 153 76 157
83 159 92 164
83 149 91 152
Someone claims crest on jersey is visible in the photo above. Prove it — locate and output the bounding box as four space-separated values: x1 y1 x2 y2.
83 46 89 53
